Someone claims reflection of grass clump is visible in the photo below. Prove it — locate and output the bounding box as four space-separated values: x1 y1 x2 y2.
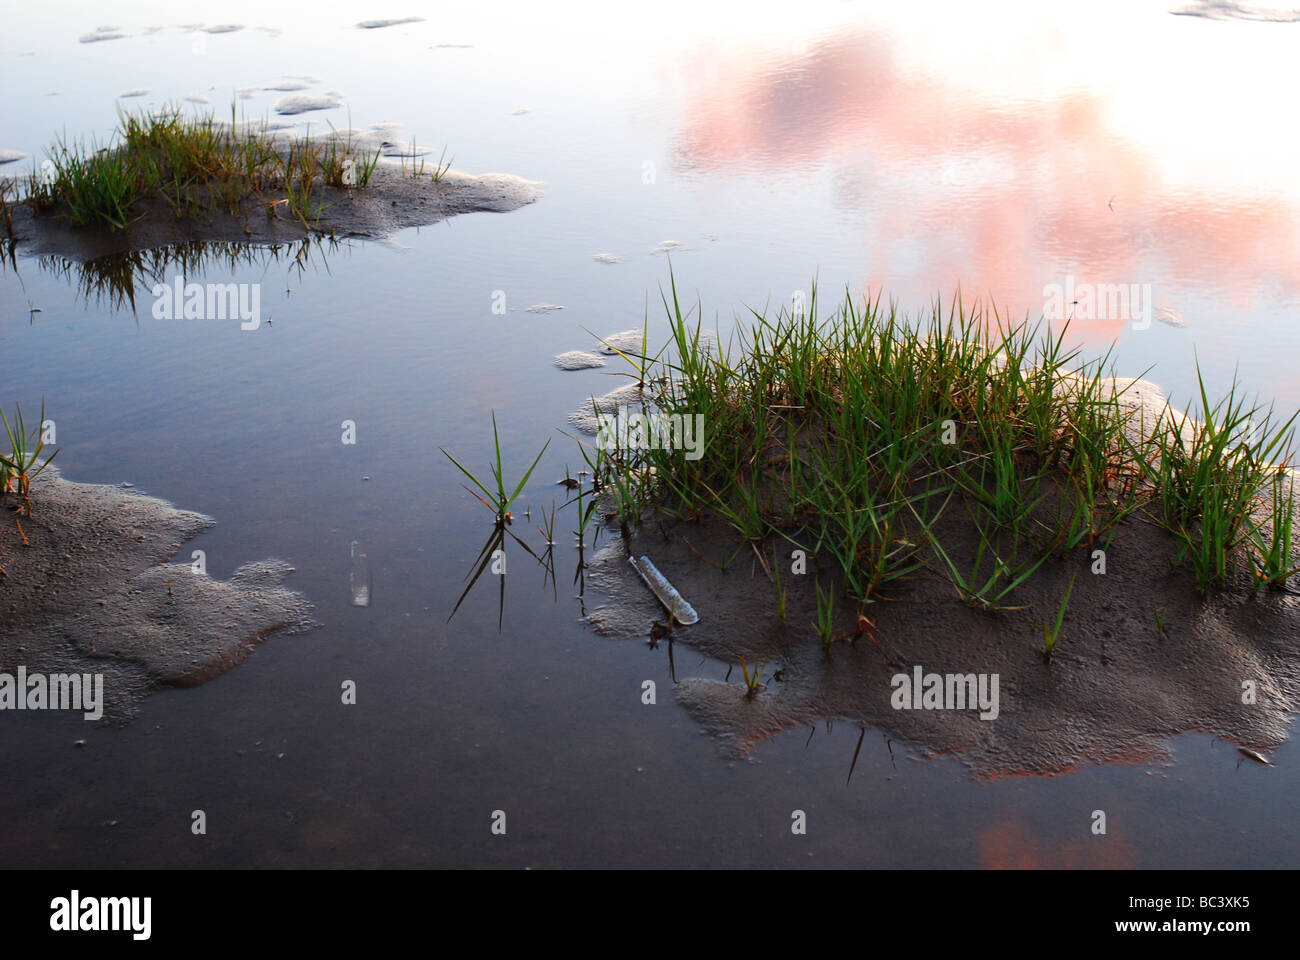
583 273 1297 646
23 104 382 230
38 234 347 313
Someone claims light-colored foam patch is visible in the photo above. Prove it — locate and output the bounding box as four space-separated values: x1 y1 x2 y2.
0 150 26 165
0 468 317 722
526 303 565 314
593 252 620 263
183 93 211 105
201 24 244 34
1157 305 1189 327
117 88 149 99
567 382 650 434
555 351 607 371
380 141 433 158
79 26 125 43
596 329 647 354
320 124 437 159
274 93 344 115
1173 0 1300 21
356 17 425 29
264 80 312 92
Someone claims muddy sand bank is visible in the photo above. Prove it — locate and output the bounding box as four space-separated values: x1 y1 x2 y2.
578 376 1300 777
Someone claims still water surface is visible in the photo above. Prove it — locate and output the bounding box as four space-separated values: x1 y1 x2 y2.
1 0 1297 866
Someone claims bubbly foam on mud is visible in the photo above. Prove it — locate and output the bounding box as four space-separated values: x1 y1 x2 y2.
0 468 317 722
356 17 425 29
274 93 344 116
79 27 125 43
595 330 644 354
567 382 649 434
555 351 607 371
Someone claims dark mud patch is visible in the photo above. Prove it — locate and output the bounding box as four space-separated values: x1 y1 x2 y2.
0 468 316 722
584 511 1300 777
6 162 543 262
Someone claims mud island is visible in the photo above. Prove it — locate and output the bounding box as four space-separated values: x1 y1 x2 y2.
563 283 1300 776
0 105 542 262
